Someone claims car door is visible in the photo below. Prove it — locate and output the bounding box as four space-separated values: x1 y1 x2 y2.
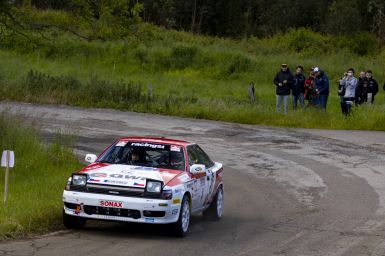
187 145 215 211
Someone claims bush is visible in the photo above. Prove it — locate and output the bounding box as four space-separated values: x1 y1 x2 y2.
283 28 329 55
83 75 143 105
25 70 82 94
155 45 199 70
226 53 253 75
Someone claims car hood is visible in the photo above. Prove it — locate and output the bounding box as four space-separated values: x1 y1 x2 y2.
80 163 183 188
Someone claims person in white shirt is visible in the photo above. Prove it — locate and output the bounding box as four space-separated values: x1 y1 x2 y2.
339 68 357 117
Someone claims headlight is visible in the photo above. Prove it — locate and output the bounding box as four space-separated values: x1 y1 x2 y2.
146 180 162 193
72 174 87 186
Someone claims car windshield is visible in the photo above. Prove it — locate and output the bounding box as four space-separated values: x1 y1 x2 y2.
97 141 185 171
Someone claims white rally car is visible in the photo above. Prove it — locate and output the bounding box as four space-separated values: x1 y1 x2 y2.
63 137 224 236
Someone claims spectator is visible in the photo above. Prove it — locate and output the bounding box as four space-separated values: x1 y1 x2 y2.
338 71 347 114
313 67 329 111
304 68 316 107
362 70 378 104
292 65 306 110
273 63 294 114
355 71 366 105
339 68 357 116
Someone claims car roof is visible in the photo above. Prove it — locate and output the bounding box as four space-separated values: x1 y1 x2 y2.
117 137 193 147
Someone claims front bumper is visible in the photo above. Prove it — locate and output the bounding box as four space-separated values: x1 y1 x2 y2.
63 190 180 224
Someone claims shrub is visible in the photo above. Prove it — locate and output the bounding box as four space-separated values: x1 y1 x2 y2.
226 53 253 75
25 70 82 94
83 75 143 105
283 28 328 55
170 45 199 69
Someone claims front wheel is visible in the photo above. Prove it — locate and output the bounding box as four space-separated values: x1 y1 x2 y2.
63 210 86 229
170 195 190 237
203 186 224 221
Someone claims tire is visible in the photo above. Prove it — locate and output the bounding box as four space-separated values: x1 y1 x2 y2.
170 195 190 237
63 210 86 229
202 186 224 221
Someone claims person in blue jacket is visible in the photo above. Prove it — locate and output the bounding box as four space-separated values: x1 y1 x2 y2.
312 67 329 111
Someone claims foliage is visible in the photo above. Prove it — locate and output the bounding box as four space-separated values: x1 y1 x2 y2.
1 17 385 131
0 112 81 239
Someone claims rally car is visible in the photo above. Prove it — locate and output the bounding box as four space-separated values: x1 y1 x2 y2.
62 137 224 237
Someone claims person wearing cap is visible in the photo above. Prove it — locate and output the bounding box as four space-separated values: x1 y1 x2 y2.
273 64 294 113
313 67 329 111
292 65 306 110
339 68 357 116
362 70 378 104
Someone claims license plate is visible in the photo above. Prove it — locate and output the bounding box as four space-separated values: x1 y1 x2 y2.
99 200 123 208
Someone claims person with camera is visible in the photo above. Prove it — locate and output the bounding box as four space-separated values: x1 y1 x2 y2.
313 67 329 111
339 68 357 116
273 63 294 114
362 70 378 104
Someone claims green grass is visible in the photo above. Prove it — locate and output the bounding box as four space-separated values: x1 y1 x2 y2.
1 21 385 130
0 112 82 239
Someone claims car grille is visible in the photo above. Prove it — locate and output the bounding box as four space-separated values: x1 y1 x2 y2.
70 184 161 199
65 202 141 219
83 205 141 219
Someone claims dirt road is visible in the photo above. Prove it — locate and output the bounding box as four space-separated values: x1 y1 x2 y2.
1 102 385 256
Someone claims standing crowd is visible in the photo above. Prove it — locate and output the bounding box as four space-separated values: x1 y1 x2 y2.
273 64 384 116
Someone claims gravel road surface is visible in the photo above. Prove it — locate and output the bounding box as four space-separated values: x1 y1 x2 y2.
1 102 385 256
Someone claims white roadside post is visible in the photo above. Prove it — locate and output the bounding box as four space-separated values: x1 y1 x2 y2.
1 150 15 206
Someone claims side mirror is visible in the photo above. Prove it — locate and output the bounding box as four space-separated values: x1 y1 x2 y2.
190 164 206 175
85 154 98 164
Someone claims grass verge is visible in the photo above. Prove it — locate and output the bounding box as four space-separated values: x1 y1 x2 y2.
0 111 81 240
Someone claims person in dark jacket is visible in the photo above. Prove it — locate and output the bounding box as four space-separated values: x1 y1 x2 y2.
355 71 366 105
273 64 294 114
362 70 379 104
313 67 329 111
292 65 306 110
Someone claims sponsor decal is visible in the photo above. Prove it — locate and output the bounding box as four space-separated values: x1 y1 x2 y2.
199 177 206 187
131 142 165 149
159 203 168 207
99 200 123 208
108 174 146 180
172 199 181 204
103 180 128 185
145 217 155 223
174 188 182 194
134 182 145 187
116 141 128 147
171 145 181 152
88 178 100 182
90 173 107 178
132 166 158 171
172 209 179 215
185 181 193 189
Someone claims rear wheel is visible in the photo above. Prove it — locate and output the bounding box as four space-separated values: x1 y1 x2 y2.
170 195 190 237
63 210 86 229
203 186 224 221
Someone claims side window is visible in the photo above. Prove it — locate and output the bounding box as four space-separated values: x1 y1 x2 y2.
187 145 214 168
194 145 214 168
187 146 199 167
